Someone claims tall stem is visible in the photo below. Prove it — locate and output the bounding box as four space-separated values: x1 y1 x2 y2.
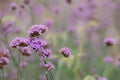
17 52 21 80
1 69 5 80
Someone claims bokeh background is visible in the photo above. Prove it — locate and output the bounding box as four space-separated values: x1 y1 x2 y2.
0 0 120 80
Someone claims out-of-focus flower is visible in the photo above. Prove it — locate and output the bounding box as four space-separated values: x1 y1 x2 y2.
104 56 114 63
67 25 75 32
9 2 18 11
0 49 10 69
43 62 55 71
44 19 53 28
28 25 48 37
98 77 107 80
59 47 71 58
104 38 116 46
114 57 120 68
20 61 27 68
9 37 30 48
20 47 32 56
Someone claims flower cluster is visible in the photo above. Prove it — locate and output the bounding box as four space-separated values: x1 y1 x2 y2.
59 47 71 58
0 49 10 69
10 24 72 72
28 25 48 38
104 37 116 46
9 37 30 48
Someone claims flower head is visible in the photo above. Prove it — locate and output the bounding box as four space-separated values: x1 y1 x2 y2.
98 77 107 80
43 62 55 71
28 25 48 38
59 47 71 58
104 56 114 64
9 37 30 48
0 49 10 69
104 38 116 46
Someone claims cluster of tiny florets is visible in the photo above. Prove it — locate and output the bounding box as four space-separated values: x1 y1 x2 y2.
0 49 10 69
59 47 71 58
28 25 48 38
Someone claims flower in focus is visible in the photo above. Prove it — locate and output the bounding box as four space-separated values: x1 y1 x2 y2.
28 25 48 37
43 62 55 71
104 38 116 46
9 37 30 48
29 37 48 53
59 47 71 58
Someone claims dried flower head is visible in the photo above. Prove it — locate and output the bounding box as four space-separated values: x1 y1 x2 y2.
59 47 71 58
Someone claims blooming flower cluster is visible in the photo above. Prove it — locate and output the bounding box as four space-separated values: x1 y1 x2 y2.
104 37 116 46
59 47 71 58
9 24 72 72
0 49 10 69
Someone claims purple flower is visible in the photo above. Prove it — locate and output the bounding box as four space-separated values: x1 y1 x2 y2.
20 61 27 68
40 49 52 60
28 25 48 37
104 56 114 63
43 62 55 71
20 47 32 56
67 25 75 32
59 47 71 58
9 2 18 10
114 57 120 68
0 49 10 69
9 37 30 48
104 38 116 46
29 38 48 52
98 77 107 80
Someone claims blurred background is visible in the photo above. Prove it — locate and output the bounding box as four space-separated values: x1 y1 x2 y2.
0 0 120 80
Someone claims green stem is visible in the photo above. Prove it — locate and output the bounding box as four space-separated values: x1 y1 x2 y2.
49 71 54 80
1 69 5 80
17 52 21 80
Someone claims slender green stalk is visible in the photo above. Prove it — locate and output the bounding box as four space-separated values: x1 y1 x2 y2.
49 71 54 80
1 69 5 80
17 52 21 80
46 72 49 80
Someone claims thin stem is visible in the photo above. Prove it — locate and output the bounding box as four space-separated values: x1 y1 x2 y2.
49 71 54 80
1 69 5 80
17 52 21 80
45 72 49 80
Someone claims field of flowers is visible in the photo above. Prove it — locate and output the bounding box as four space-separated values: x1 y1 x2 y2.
0 0 120 80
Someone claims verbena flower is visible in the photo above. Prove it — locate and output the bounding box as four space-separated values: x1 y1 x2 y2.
9 2 18 10
29 37 48 53
104 56 114 63
43 62 55 71
40 49 52 60
104 38 116 46
28 25 48 37
20 47 33 56
9 37 30 48
0 49 10 69
98 77 107 80
59 47 71 58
